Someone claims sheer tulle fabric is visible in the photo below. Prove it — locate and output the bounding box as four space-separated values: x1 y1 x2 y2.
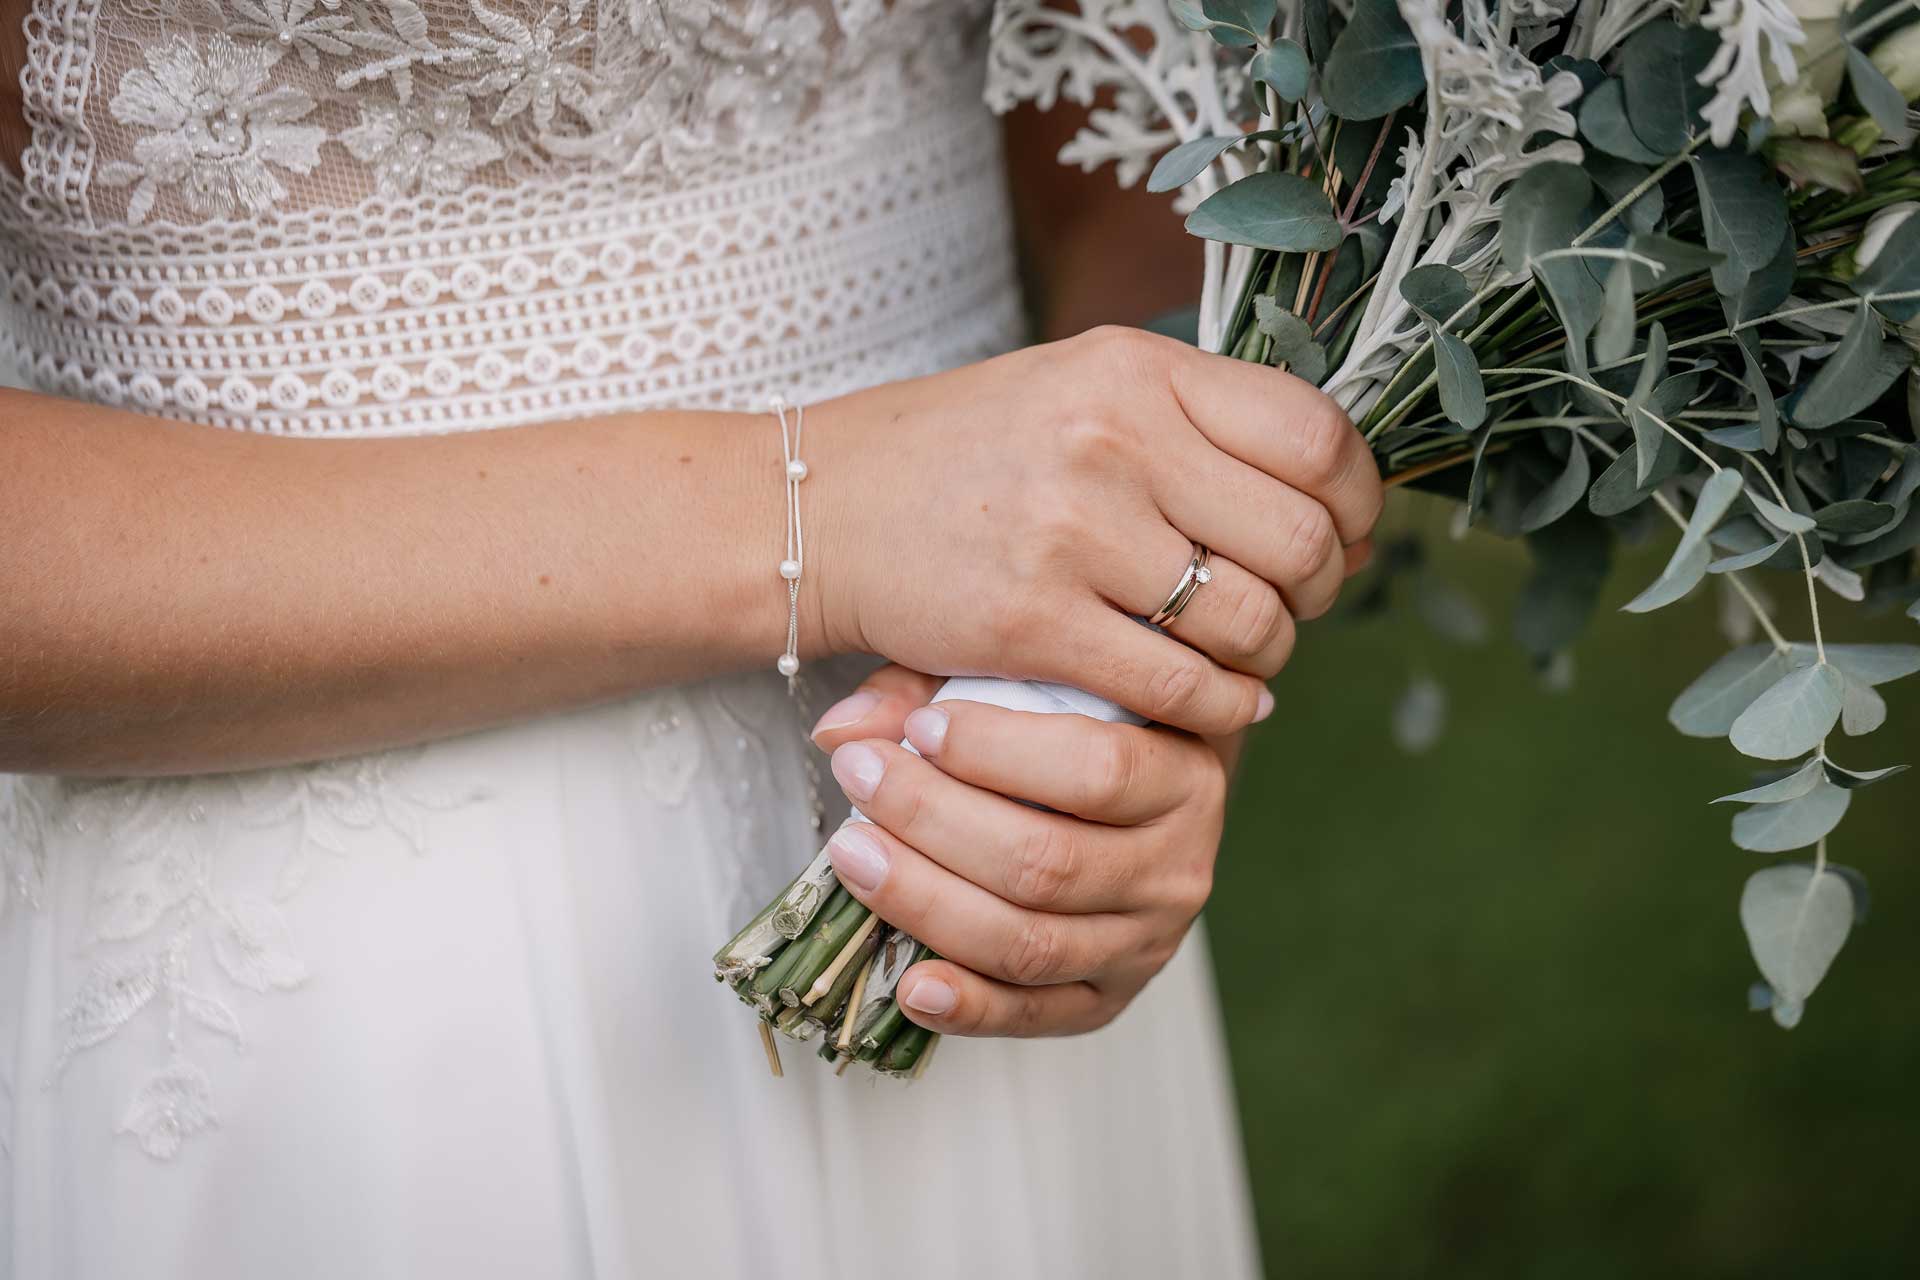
0 2 1260 1275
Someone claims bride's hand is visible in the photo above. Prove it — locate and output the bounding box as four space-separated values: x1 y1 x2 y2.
811 666 1233 1037
806 326 1381 736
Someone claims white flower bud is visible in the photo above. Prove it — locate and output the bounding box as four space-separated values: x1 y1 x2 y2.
1870 23 1920 100
1856 201 1919 270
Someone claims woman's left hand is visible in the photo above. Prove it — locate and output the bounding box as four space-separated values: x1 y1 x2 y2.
809 665 1230 1037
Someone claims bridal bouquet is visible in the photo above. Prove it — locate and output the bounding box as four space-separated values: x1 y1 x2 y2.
717 0 1920 1074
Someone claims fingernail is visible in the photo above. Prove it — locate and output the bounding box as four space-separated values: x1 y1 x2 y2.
828 824 890 893
904 706 949 756
811 690 881 740
831 742 886 803
1254 687 1275 723
903 975 956 1016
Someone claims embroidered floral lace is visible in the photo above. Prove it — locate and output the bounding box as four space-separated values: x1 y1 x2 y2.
2 0 1017 434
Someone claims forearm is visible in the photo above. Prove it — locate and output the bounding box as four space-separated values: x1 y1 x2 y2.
0 389 803 775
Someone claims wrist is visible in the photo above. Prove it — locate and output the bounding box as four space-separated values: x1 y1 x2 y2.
793 390 874 662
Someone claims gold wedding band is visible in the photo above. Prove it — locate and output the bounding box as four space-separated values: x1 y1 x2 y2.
1149 543 1212 627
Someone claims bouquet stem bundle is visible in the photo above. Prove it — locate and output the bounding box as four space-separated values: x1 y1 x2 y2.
716 869 935 1076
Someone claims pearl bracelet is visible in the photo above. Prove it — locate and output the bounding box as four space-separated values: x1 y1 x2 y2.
771 395 808 685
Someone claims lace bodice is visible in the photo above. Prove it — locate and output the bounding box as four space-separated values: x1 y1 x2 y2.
2 0 1018 433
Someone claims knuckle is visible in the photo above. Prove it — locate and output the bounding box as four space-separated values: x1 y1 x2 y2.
1005 823 1079 909
1262 608 1298 675
1290 399 1356 491
1077 323 1160 369
1075 730 1134 812
1054 409 1126 465
1224 581 1287 659
1282 504 1338 584
1001 916 1068 985
1143 657 1208 724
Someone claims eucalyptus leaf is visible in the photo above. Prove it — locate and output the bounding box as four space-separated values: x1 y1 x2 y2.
1728 661 1844 760
1694 150 1789 292
1725 230 1797 325
1620 21 1715 155
1466 424 1496 524
1514 513 1611 659
1169 0 1212 30
1792 303 1908 430
1204 0 1275 29
1713 756 1825 805
1621 537 1711 612
1738 339 1780 452
1185 172 1343 252
1501 163 1593 278
1148 135 1251 194
1668 645 1791 737
1431 326 1487 431
1519 435 1591 532
1590 157 1666 237
1739 865 1855 1017
1251 39 1310 101
1400 264 1477 329
1821 643 1920 686
1748 490 1817 535
1814 499 1898 534
1708 537 1791 573
1853 204 1920 322
1823 759 1909 789
1320 0 1423 120
1839 673 1888 736
1579 78 1664 163
1589 431 1684 516
1626 234 1724 290
1255 297 1328 382
1197 0 1271 45
1840 503 1920 568
1846 44 1914 147
1392 675 1446 753
1595 262 1636 365
1626 324 1669 483
1731 780 1852 852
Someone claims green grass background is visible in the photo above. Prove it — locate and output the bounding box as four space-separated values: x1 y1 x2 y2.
1209 495 1920 1278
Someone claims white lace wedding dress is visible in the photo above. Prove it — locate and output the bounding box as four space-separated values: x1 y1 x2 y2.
0 2 1260 1275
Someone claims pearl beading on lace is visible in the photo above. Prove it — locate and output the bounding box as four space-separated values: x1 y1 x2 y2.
771 395 808 683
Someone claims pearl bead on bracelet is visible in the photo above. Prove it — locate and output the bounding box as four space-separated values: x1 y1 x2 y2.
771 395 808 687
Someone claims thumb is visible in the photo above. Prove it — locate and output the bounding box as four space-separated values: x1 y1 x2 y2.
809 664 945 752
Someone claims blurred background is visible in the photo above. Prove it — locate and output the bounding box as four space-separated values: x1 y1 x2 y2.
1211 491 1920 1278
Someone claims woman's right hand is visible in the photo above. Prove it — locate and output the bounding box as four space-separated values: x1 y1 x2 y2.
805 326 1384 735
